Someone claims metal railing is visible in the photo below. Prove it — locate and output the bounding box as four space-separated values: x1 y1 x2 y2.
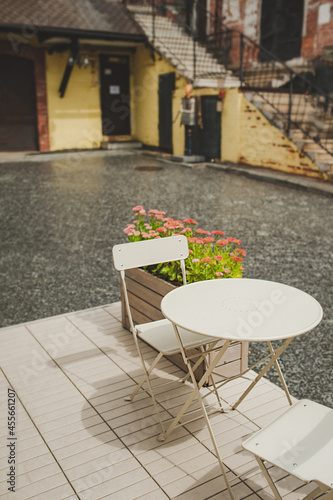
194 2 333 157
125 0 333 160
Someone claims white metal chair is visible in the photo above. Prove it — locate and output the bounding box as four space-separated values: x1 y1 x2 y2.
112 235 220 434
242 399 333 499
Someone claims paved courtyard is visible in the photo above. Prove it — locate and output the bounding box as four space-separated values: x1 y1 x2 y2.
0 150 332 408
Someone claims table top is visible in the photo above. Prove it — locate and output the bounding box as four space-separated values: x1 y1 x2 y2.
161 278 323 342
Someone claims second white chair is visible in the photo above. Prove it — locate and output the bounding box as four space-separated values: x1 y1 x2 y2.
112 235 220 434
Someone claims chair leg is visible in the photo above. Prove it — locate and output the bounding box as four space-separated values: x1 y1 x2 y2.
303 487 333 500
125 352 164 401
255 456 283 500
130 337 166 434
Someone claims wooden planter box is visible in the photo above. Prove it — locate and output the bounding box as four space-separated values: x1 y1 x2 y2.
121 268 248 382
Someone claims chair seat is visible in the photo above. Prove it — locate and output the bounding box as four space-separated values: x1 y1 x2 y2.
242 399 333 488
137 319 218 355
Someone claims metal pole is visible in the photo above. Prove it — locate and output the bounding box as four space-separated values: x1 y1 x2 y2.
287 74 293 135
240 33 244 86
152 0 155 44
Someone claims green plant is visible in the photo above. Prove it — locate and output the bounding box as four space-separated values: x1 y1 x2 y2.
124 206 245 284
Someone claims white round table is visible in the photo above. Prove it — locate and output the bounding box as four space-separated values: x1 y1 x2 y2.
161 278 323 342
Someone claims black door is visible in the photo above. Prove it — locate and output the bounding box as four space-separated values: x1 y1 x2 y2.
100 55 130 136
201 96 221 161
260 0 304 62
0 55 38 151
158 73 175 153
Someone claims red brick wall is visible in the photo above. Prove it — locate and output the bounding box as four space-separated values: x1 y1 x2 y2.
0 39 50 151
218 0 333 61
303 0 333 59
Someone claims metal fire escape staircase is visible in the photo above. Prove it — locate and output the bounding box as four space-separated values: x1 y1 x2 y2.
126 1 333 179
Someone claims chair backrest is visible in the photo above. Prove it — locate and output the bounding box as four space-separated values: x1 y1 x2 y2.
113 235 189 271
113 235 189 332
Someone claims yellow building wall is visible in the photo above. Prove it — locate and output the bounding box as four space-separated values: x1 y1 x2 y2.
46 51 103 151
131 44 188 155
221 89 324 179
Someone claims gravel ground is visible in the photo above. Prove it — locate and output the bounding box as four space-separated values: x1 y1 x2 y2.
0 150 332 407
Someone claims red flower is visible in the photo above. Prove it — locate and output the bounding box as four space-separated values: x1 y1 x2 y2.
201 257 212 263
236 248 246 256
195 238 204 244
212 230 225 236
203 237 215 244
214 255 223 261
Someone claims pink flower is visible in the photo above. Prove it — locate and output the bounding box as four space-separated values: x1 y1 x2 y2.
164 222 177 230
156 227 167 233
224 269 231 274
196 228 211 235
133 231 140 236
212 230 225 236
236 248 246 256
227 237 242 245
215 272 223 277
192 258 200 263
123 228 133 235
203 237 215 244
132 205 143 212
141 232 149 238
195 228 211 236
139 209 146 215
216 239 229 246
127 224 135 229
187 237 197 243
214 255 222 261
201 257 212 263
195 238 204 244
183 218 198 225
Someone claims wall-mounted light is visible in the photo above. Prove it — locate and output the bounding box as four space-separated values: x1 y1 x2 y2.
77 54 90 68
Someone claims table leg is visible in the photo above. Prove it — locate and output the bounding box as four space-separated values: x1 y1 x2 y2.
267 341 293 406
232 337 294 410
159 327 235 499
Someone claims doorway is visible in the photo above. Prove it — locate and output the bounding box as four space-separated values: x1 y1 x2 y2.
0 55 38 151
201 96 221 161
158 72 175 153
99 55 131 136
260 0 304 61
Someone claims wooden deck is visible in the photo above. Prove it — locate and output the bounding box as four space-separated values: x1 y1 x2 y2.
0 302 318 499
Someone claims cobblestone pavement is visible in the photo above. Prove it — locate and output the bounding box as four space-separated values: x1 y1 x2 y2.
0 150 332 407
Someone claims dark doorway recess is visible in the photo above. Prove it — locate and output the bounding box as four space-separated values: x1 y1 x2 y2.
158 72 175 153
260 0 304 62
0 55 38 151
201 96 221 161
100 55 130 136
